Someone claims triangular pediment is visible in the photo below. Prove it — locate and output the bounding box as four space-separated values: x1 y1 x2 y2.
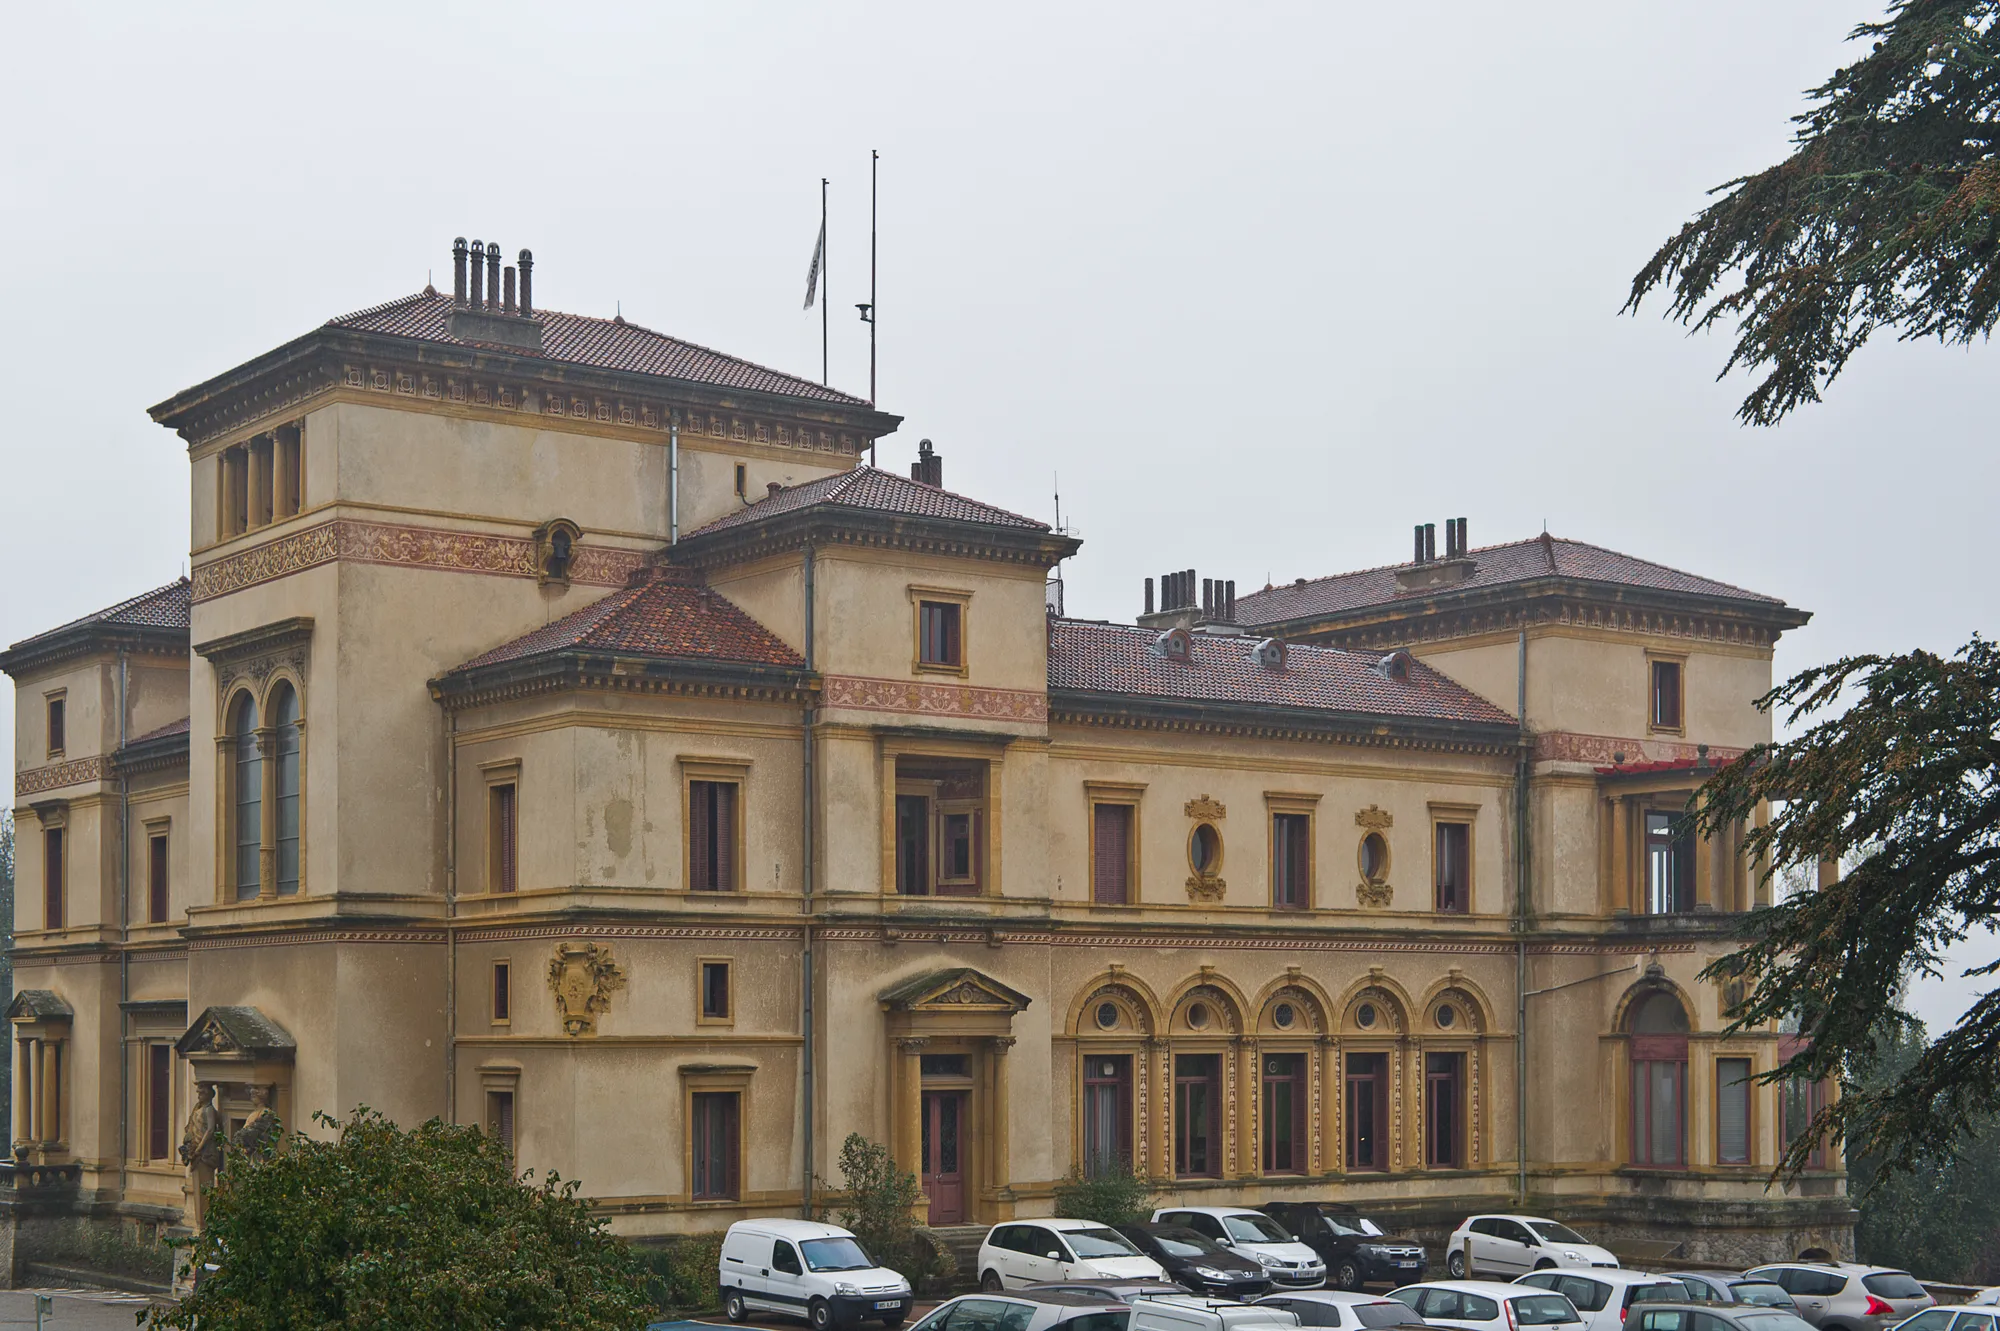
5 990 72 1022
879 967 1032 1014
176 1005 296 1059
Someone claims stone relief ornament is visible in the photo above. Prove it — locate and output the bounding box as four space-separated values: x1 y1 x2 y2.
548 941 627 1037
1183 795 1227 821
1185 874 1227 903
1356 879 1394 909
1354 805 1394 830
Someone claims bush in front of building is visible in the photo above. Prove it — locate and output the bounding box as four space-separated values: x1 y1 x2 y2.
633 1231 728 1316
827 1132 956 1290
1051 1164 1155 1227
144 1107 652 1331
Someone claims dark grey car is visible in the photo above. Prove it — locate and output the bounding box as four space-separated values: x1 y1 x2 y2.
1631 1306 1820 1331
1671 1275 1799 1312
1746 1265 1935 1331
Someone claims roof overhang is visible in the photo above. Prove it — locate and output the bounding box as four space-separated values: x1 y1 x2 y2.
431 649 816 712
673 505 1080 573
0 621 188 681
1050 688 1520 755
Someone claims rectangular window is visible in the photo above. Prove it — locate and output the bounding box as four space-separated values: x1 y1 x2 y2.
1261 1053 1305 1173
1092 803 1133 905
1426 1051 1465 1168
277 427 303 518
249 435 275 528
1645 812 1696 914
733 462 747 497
1651 659 1684 731
689 781 739 891
492 961 511 1024
1783 1073 1829 1169
918 601 962 668
44 827 64 930
487 1090 515 1159
691 1091 742 1200
1717 1057 1752 1165
941 812 975 882
896 793 931 895
1435 821 1470 914
222 445 249 537
1173 1053 1220 1177
1346 1052 1389 1170
700 961 732 1021
148 832 170 924
146 1043 173 1162
1271 813 1310 909
1631 1056 1686 1166
1082 1054 1132 1177
489 783 518 893
46 697 65 755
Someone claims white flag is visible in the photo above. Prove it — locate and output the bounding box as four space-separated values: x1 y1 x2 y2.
803 218 825 310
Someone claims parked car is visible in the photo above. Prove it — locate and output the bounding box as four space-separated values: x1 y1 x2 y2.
720 1218 913 1330
903 1292 1137 1331
1256 1290 1432 1329
1128 1294 1302 1331
981 1220 1169 1291
1513 1269 1686 1331
1892 1308 2000 1331
1444 1218 1619 1279
1387 1280 1583 1331
1115 1223 1274 1299
1153 1207 1328 1289
1744 1265 1935 1331
1971 1296 2000 1309
1629 1304 1820 1331
1261 1203 1430 1291
1026 1280 1186 1305
1670 1274 1799 1311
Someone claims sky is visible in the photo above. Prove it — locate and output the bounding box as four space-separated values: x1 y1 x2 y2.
1 3 1992 1027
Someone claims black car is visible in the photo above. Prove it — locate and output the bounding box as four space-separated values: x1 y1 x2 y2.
1259 1204 1428 1291
1113 1223 1274 1299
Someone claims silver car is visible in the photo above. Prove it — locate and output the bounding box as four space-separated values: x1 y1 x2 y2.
1744 1265 1934 1331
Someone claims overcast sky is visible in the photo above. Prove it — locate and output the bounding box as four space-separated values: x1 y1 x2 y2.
2 3 1992 1027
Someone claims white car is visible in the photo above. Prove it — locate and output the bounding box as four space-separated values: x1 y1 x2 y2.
1514 1270 1687 1331
1388 1281 1584 1331
1257 1290 1432 1329
720 1218 913 1329
1154 1207 1328 1289
979 1219 1168 1290
1445 1216 1619 1279
1132 1295 1302 1331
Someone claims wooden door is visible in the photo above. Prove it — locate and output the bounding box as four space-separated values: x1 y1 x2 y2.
921 1090 967 1224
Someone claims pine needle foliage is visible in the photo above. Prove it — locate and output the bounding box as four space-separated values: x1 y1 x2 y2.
1626 0 2000 425
1692 637 2000 1179
142 1107 652 1331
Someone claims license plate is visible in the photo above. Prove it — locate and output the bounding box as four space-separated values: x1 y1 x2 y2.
1398 1262 1421 1269
875 1302 902 1311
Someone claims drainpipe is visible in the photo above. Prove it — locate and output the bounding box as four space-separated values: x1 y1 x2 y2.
800 543 817 1217
117 653 130 1194
444 711 458 1122
1515 629 1530 1207
669 415 681 545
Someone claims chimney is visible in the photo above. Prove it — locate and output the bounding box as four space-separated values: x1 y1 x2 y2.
518 248 534 317
1395 516 1479 592
1144 577 1155 616
445 235 545 351
452 237 468 304
910 438 942 486
1424 523 1437 562
503 265 517 315
1413 524 1426 564
485 243 501 310
468 239 484 307
767 481 784 498
1202 578 1213 617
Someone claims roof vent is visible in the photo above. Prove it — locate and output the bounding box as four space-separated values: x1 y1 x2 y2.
910 438 942 487
1148 627 1192 661
1374 649 1415 682
1249 637 1286 671
447 236 544 352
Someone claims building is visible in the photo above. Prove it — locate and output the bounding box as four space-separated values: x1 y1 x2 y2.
1 238 1852 1281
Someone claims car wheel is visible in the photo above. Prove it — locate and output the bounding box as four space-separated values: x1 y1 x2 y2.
881 1315 908 1328
724 1290 749 1323
1336 1260 1364 1292
1447 1250 1469 1280
811 1298 835 1331
981 1270 1005 1293
1534 1260 1556 1271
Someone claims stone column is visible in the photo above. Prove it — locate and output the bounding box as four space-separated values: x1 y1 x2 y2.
35 1040 52 1147
1694 821 1716 912
14 1039 32 1150
257 727 279 899
1611 797 1632 914
895 1038 926 1182
989 1038 1014 1201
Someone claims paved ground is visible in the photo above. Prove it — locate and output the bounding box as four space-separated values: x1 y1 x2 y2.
0 1287 157 1330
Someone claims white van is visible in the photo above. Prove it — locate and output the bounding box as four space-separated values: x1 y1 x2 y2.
1130 1294 1302 1331
721 1218 914 1330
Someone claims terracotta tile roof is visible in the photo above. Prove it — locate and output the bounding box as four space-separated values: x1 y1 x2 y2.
1234 535 1788 627
329 287 868 406
685 466 1050 539
1048 620 1517 726
3 579 192 673
451 566 803 674
129 717 192 744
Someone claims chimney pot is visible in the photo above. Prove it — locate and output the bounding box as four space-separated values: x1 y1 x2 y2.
1225 580 1235 620
452 237 468 305
503 265 517 314
1144 577 1155 616
518 249 534 317
485 242 501 310
1414 524 1425 564
469 239 484 307
767 481 784 498
1424 522 1437 562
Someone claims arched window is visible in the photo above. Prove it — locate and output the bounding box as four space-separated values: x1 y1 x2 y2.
271 684 302 895
1627 990 1690 1167
230 693 261 900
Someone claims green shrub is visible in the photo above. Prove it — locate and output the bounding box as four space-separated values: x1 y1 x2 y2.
1052 1163 1155 1227
634 1232 727 1316
829 1133 951 1286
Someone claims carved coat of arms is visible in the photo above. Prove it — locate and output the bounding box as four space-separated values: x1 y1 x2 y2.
548 941 627 1037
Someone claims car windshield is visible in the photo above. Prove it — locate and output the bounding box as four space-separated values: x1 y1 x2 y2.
1226 1214 1295 1243
801 1238 875 1272
1511 1296 1582 1325
1328 1215 1388 1238
1864 1275 1928 1301
1631 1285 1686 1306
1067 1229 1143 1259
1356 1302 1426 1329
1737 1314 1819 1331
1528 1223 1589 1246
1154 1230 1221 1259
1731 1284 1793 1308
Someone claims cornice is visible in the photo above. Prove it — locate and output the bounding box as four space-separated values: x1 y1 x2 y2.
193 616 314 665
430 651 816 713
0 625 188 682
671 507 1079 574
1049 691 1519 757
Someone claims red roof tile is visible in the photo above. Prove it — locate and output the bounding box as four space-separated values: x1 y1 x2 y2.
1048 620 1517 726
1235 536 1788 627
685 466 1050 538
329 288 868 406
130 717 192 743
451 566 803 673
4 578 191 657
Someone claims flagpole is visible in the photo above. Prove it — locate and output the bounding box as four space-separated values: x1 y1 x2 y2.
820 177 829 387
869 149 878 421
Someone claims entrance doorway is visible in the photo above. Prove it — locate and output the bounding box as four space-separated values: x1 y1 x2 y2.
921 1090 968 1224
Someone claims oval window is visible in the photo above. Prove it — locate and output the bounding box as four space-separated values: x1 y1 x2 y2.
1436 1004 1457 1029
1272 1001 1296 1030
1356 1001 1378 1030
1190 824 1222 876
1359 832 1390 884
1185 1001 1211 1030
1095 1001 1120 1031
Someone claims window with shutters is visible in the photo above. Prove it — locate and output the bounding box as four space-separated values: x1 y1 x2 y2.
1173 1054 1220 1178
691 1091 742 1199
689 781 740 891
146 1043 174 1162
1346 1052 1390 1171
1261 1053 1305 1173
1085 785 1143 905
1271 813 1311 909
487 1089 516 1160
45 693 65 757
1780 1034 1831 1169
1717 1056 1752 1165
147 827 170 924
1627 991 1691 1168
1649 656 1685 733
1433 817 1472 914
492 961 511 1024
1426 1051 1465 1168
699 959 732 1024
489 782 518 893
43 824 66 931
910 586 970 676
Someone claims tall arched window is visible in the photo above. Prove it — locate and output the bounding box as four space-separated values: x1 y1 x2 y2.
230 693 261 899
1627 990 1690 1167
272 684 301 895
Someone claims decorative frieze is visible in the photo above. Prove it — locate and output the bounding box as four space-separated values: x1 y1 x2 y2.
15 756 105 798
1536 730 1747 767
821 674 1048 723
